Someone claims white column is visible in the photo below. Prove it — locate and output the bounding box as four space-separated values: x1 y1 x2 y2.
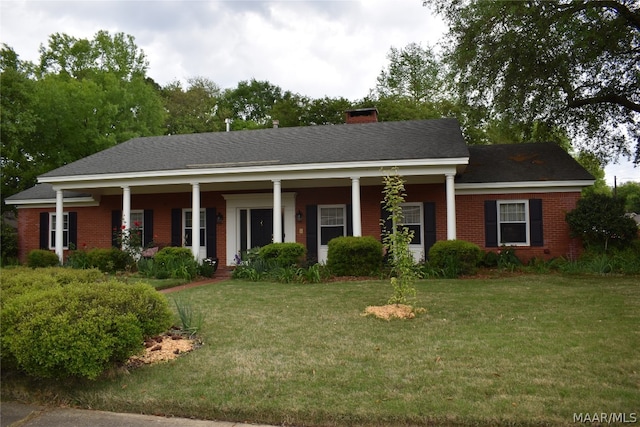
122 186 131 250
191 182 201 260
445 173 457 240
273 179 282 243
351 177 362 237
55 189 64 263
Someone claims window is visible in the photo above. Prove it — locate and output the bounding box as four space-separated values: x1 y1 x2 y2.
49 213 69 249
401 204 422 245
320 206 345 245
497 201 529 245
184 209 205 247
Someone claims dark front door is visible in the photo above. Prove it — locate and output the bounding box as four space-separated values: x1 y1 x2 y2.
250 209 273 248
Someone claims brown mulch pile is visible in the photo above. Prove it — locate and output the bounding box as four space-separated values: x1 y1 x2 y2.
363 304 416 320
127 332 198 368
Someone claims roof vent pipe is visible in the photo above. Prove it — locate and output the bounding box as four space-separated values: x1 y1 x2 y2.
225 118 231 132
272 120 279 129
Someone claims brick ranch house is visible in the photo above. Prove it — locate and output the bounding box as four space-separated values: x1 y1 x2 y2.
7 109 594 266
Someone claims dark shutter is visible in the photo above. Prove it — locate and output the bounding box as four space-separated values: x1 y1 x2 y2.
171 208 182 247
485 200 498 247
380 204 392 242
144 209 154 247
68 212 77 249
306 205 318 262
423 202 436 255
39 212 49 249
205 208 217 258
111 210 121 247
346 204 353 236
529 199 544 247
240 209 248 254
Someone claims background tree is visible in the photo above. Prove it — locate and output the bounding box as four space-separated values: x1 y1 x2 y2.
1 45 38 210
426 0 640 164
616 182 640 213
1 32 165 211
221 79 283 127
374 42 442 103
161 77 223 134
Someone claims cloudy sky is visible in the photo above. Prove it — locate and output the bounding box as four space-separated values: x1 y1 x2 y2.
1 0 636 184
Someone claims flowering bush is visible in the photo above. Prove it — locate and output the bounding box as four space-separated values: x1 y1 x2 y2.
113 221 143 260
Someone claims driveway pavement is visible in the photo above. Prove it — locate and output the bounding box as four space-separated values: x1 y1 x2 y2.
1 402 277 427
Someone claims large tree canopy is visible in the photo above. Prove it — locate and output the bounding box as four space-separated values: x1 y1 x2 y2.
427 0 640 164
1 32 165 211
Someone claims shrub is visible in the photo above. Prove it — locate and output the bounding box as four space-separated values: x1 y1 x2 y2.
327 236 383 277
65 249 91 269
153 247 199 280
258 243 306 267
27 249 60 268
84 248 130 272
566 193 638 251
1 278 172 380
428 240 483 277
198 257 218 278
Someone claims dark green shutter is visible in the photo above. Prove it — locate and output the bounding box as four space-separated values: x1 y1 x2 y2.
529 199 543 247
171 208 182 246
40 212 49 249
144 210 154 247
306 205 318 262
485 200 498 247
111 210 121 247
423 202 436 255
205 208 217 258
346 204 353 236
68 212 77 249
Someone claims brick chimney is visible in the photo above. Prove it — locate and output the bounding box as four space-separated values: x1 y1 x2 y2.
345 107 378 124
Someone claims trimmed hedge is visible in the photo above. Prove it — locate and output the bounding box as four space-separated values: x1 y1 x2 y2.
86 248 132 272
1 268 173 380
327 236 383 277
428 240 483 277
258 243 306 267
27 249 59 268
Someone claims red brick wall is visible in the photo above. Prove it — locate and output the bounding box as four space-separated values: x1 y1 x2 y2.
455 191 583 261
15 185 583 265
15 191 228 265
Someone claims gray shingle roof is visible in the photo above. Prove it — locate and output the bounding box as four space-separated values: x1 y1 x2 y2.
41 119 468 178
456 143 595 183
5 184 91 202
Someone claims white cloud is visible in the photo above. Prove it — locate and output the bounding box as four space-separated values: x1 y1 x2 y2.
1 0 446 99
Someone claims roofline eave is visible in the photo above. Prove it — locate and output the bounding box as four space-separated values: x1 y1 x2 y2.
38 158 469 190
455 180 596 195
5 196 99 208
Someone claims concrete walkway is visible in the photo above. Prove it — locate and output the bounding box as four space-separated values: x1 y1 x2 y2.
1 402 277 427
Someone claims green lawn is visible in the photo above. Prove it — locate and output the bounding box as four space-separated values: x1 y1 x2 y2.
3 274 639 426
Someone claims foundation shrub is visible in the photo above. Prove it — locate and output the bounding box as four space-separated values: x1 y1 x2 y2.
85 248 131 273
27 249 60 268
152 247 198 280
428 240 483 277
1 278 172 380
258 243 306 267
326 236 383 277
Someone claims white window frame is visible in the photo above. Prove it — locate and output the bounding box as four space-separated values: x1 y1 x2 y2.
400 203 424 262
318 205 346 263
183 208 206 248
497 200 530 246
49 212 69 250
